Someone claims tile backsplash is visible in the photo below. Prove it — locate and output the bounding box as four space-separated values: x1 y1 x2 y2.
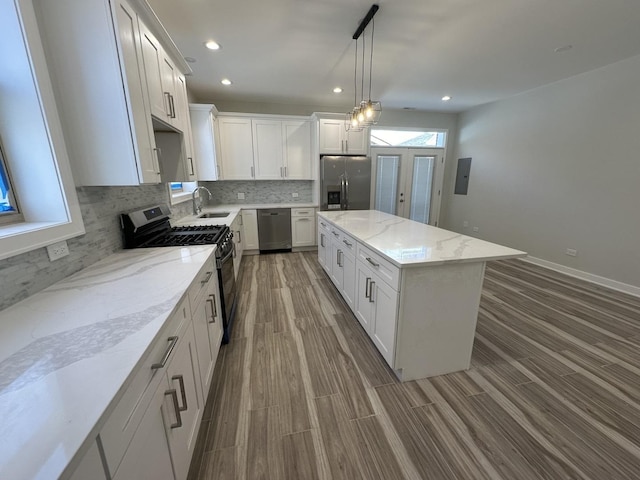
0 184 191 312
201 180 313 205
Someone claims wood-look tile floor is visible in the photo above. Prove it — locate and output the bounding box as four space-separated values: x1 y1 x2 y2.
188 252 640 480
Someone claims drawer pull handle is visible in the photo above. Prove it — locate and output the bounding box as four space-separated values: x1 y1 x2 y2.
366 257 380 268
332 231 339 237
342 239 352 247
201 271 213 285
151 336 178 370
365 277 371 299
298 218 310 222
165 389 183 429
172 375 188 411
297 211 309 214
369 281 376 303
321 222 327 227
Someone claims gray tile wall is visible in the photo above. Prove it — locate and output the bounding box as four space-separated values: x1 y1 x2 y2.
0 185 192 311
201 180 313 205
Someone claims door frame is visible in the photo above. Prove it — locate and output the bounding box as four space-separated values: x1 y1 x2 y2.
370 146 446 226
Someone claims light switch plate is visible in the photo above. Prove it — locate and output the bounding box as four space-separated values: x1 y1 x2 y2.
292 192 299 198
47 240 70 261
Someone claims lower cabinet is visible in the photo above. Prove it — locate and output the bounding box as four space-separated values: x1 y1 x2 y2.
69 441 108 480
242 209 259 250
231 214 243 279
112 375 175 480
354 260 399 366
291 208 316 247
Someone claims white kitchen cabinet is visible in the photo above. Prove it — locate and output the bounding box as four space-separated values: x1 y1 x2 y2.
283 121 313 179
317 218 331 272
242 209 260 250
318 118 369 155
190 263 223 402
291 208 316 247
217 117 255 180
139 22 166 121
160 55 180 128
69 441 108 480
35 0 192 186
112 376 175 480
326 225 356 310
252 119 284 179
355 260 399 366
163 322 202 480
190 104 220 181
176 75 197 181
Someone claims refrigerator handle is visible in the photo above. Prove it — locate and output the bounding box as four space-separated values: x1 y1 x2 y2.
340 175 345 210
344 176 349 210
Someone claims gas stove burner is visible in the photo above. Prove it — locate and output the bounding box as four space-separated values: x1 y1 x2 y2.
171 225 223 234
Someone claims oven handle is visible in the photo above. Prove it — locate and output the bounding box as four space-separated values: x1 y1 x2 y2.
217 245 235 268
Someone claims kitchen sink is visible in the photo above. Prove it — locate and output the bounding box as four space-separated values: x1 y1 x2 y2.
198 212 230 218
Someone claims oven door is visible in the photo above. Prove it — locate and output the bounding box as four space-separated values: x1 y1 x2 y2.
217 245 237 343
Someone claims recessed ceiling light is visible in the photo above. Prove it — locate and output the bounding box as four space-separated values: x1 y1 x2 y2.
333 87 343 94
205 40 221 50
442 95 452 101
221 78 232 86
184 57 197 63
554 44 573 53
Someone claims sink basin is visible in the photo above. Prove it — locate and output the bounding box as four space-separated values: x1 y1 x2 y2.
198 212 230 219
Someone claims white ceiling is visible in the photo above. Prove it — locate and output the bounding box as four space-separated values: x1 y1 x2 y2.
147 0 640 113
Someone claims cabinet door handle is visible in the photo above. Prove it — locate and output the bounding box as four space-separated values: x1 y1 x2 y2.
343 239 352 247
284 166 287 177
320 233 325 247
201 271 213 285
172 375 188 411
165 389 183 428
170 95 176 118
151 336 178 370
237 230 242 243
188 157 194 176
208 294 218 321
365 257 380 268
337 249 343 267
163 92 172 117
369 281 376 303
251 166 255 177
365 277 371 299
280 166 283 177
345 139 349 152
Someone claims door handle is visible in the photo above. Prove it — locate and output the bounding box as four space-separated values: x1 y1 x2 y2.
320 233 325 247
369 281 375 303
165 389 183 429
365 277 371 299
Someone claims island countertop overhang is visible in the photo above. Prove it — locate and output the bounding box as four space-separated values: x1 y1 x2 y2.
317 210 526 267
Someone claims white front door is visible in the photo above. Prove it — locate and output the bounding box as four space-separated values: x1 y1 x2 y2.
371 147 444 226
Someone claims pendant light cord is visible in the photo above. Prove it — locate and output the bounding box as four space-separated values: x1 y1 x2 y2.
368 18 374 101
361 31 366 103
354 38 358 107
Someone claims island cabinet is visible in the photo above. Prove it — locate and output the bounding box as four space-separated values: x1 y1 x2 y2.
317 210 526 381
35 0 194 186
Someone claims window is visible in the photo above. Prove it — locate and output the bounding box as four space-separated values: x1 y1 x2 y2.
168 181 198 205
0 141 23 225
371 129 446 148
0 0 84 260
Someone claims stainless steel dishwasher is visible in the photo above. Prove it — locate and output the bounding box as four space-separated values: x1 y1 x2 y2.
257 208 292 252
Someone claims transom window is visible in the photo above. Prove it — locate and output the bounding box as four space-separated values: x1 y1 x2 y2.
371 129 446 148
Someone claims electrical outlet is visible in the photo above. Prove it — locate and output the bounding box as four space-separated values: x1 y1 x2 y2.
463 221 469 228
472 226 479 232
237 192 245 200
47 240 69 261
566 248 578 257
292 192 299 198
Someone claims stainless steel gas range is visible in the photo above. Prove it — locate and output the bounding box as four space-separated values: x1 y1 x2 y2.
120 204 237 343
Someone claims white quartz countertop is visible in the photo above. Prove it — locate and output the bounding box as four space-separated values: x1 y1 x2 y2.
318 210 526 267
0 246 215 480
174 203 318 227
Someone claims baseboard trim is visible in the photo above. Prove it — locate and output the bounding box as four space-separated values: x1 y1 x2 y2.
521 256 640 298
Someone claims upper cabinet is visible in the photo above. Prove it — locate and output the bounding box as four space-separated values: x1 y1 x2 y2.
189 104 220 181
318 117 369 155
35 0 193 186
216 114 314 181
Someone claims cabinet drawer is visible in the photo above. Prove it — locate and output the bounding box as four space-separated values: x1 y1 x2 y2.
317 217 331 232
338 231 356 255
291 207 314 217
356 243 400 291
188 256 217 309
100 294 191 476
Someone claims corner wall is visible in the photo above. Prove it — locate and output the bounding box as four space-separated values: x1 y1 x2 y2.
443 54 640 288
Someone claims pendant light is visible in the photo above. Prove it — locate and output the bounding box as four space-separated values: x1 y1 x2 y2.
346 4 381 132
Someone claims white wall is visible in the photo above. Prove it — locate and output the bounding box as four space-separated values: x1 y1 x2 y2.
444 54 640 289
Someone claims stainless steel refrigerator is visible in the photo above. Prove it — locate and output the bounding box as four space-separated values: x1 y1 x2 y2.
320 155 371 211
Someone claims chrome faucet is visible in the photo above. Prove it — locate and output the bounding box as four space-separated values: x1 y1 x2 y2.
192 186 212 215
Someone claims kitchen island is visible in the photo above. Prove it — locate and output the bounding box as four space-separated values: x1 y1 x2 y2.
317 210 526 381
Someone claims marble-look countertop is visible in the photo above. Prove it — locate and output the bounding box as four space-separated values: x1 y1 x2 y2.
174 203 318 228
0 246 215 480
318 210 526 267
